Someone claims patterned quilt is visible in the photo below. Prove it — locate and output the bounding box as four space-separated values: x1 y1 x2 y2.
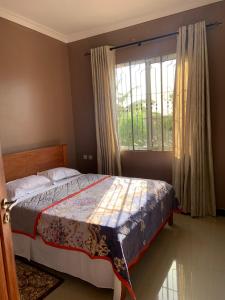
11 174 176 299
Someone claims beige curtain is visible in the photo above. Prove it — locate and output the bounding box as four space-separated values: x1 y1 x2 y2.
91 46 121 176
173 21 216 217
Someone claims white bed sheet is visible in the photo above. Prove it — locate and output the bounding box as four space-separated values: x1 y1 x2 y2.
13 233 122 300
12 175 122 299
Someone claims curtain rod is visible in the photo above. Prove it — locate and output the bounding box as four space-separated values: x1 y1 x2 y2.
85 21 222 56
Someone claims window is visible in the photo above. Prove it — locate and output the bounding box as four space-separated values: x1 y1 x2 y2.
116 54 176 151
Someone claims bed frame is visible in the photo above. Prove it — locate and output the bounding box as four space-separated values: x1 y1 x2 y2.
3 144 68 182
3 144 174 300
2 144 127 299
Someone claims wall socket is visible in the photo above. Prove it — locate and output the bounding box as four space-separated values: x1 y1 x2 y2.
83 154 93 160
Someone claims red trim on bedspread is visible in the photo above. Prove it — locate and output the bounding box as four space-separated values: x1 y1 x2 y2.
12 229 34 239
37 210 174 300
12 174 175 300
128 211 174 269
39 235 137 299
12 175 111 239
14 211 175 299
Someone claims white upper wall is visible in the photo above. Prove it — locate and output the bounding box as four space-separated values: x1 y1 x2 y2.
0 0 222 42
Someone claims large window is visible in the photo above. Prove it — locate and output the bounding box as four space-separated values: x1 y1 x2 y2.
116 54 176 151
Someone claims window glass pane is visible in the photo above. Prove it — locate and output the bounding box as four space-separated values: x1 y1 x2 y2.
150 60 162 150
116 63 133 150
162 56 176 150
131 61 147 150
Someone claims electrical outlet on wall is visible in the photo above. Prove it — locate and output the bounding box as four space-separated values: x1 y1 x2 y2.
83 154 88 160
88 155 93 160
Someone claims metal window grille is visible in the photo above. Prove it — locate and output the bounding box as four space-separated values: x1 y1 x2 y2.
158 260 179 300
116 54 176 151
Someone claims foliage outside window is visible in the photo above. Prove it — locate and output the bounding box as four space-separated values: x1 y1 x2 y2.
115 54 176 151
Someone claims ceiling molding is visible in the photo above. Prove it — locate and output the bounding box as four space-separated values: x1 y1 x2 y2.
0 0 222 43
0 7 68 43
66 0 222 43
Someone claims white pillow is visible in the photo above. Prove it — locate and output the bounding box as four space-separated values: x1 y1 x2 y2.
38 167 80 182
7 175 51 200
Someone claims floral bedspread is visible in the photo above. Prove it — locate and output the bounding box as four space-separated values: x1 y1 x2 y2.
11 174 176 299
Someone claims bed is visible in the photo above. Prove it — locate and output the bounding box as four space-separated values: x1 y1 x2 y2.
3 144 177 300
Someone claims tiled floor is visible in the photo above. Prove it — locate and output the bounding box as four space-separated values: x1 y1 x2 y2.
45 214 225 300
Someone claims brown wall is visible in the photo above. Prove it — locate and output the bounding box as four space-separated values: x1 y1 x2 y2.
68 1 225 209
0 17 75 165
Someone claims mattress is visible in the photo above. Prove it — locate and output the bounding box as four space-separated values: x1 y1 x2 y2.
11 173 176 299
13 233 123 300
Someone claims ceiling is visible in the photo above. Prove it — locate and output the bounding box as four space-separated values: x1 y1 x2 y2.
0 0 222 42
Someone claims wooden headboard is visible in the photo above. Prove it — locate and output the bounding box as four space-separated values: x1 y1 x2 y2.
3 144 68 182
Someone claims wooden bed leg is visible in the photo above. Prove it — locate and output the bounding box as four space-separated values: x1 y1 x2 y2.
168 213 173 226
120 284 127 300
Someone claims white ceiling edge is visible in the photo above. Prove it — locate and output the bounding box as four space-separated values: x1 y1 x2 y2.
0 0 222 44
0 7 68 42
67 0 222 43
